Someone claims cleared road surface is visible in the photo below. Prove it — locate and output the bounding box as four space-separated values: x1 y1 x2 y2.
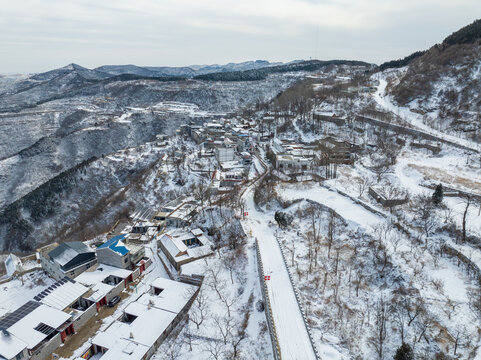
242 186 318 360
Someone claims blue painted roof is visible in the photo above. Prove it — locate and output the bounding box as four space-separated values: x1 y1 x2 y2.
98 234 129 255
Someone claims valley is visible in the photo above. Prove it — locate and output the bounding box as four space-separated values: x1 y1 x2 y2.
1 19 481 360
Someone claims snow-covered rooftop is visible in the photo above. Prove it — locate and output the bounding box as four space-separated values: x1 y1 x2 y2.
92 277 198 359
160 233 188 257
85 282 114 303
76 265 133 287
98 235 129 256
3 301 70 351
38 280 89 310
91 332 149 360
148 278 197 313
159 229 212 264
48 242 94 267
0 331 27 360
108 303 176 348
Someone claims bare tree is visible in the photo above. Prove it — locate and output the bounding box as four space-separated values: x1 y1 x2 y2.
226 302 251 359
206 263 226 300
411 194 436 238
404 296 425 327
183 330 197 351
389 232 402 252
213 314 234 345
372 161 390 183
370 297 388 360
358 177 373 198
162 338 182 360
222 251 238 285
462 195 471 243
219 288 236 318
193 177 208 207
203 339 226 360
189 287 209 330
452 325 470 356
392 298 407 343
327 209 337 259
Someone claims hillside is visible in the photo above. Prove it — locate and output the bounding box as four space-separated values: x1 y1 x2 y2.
384 19 481 141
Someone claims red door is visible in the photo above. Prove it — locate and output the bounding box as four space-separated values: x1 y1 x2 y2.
61 330 67 342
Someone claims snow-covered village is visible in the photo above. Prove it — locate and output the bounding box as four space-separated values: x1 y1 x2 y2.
1 7 481 360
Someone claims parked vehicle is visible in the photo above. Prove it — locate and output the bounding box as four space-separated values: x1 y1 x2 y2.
108 296 121 307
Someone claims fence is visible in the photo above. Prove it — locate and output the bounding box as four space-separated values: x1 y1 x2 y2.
442 244 481 283
355 115 478 153
255 239 282 360
273 236 321 360
321 183 388 218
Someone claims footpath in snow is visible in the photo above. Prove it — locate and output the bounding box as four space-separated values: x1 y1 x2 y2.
243 186 330 360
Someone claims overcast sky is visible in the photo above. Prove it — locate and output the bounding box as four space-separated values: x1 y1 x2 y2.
0 0 480 73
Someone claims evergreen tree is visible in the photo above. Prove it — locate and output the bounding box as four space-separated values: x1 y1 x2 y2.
432 183 444 205
394 343 414 360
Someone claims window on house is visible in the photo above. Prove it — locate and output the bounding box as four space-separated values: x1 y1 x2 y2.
124 258 129 263
16 351 24 360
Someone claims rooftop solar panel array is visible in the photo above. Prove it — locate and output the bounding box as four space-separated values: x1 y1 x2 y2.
34 322 57 336
0 301 41 329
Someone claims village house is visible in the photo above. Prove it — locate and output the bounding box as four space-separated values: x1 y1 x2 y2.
38 242 97 281
205 122 224 137
164 201 199 228
0 300 73 360
75 264 140 312
219 169 244 188
316 137 359 165
215 147 235 163
313 112 346 126
240 151 252 165
153 195 194 223
158 228 213 271
84 278 199 360
275 154 311 172
96 234 145 270
30 276 102 349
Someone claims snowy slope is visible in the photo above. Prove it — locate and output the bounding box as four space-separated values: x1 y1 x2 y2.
373 76 480 153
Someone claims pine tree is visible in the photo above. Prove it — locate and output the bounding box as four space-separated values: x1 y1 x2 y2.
432 183 444 205
394 343 414 360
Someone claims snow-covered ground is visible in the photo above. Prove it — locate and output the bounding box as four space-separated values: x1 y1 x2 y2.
279 184 383 229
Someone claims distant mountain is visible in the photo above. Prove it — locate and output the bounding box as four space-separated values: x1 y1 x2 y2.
383 18 481 138
95 60 283 78
194 59 372 81
32 63 111 81
94 64 160 78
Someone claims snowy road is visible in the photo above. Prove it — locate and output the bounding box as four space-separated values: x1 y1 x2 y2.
242 186 319 360
373 77 480 153
280 184 383 229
